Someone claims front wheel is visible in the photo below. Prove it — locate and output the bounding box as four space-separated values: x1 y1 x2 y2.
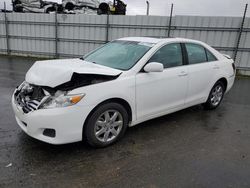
83 102 129 148
203 81 225 110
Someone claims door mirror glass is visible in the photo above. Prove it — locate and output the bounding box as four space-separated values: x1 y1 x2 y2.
144 62 164 73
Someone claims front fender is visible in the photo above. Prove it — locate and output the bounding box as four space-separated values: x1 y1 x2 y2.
70 76 136 121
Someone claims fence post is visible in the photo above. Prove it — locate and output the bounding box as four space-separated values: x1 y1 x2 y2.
55 6 59 58
167 3 173 37
233 3 248 62
4 2 10 55
106 13 110 43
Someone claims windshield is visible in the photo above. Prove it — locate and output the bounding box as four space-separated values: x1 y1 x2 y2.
83 40 154 70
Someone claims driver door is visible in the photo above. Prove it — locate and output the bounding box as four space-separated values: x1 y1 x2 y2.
135 43 188 120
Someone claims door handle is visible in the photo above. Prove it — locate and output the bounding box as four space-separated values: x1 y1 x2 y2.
178 71 188 77
213 65 220 69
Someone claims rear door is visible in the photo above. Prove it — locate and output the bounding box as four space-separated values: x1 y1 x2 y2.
184 43 219 105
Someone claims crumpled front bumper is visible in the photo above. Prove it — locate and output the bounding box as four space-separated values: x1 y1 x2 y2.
12 94 94 145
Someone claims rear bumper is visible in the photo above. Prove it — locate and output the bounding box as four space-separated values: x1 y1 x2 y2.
226 74 235 93
12 94 94 144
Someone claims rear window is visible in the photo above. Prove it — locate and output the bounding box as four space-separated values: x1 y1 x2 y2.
185 43 218 64
185 43 207 64
206 49 217 62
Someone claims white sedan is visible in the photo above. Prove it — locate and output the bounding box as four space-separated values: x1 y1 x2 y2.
12 37 235 147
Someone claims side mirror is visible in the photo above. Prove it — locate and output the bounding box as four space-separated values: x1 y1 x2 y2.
144 62 164 73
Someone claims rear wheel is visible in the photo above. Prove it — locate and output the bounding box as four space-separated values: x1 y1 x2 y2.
84 102 128 147
203 81 225 110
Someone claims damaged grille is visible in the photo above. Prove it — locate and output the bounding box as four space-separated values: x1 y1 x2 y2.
14 82 46 113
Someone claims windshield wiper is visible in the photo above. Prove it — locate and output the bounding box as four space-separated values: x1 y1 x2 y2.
80 58 97 64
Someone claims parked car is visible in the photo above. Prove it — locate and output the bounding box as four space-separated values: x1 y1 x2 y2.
12 37 235 147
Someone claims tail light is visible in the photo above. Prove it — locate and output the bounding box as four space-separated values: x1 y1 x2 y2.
232 63 236 72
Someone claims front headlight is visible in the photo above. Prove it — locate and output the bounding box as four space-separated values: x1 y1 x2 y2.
39 92 85 109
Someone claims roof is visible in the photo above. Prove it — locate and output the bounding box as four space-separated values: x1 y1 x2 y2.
116 37 203 45
117 37 175 44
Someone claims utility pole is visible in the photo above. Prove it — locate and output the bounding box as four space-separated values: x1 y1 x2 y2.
168 3 173 37
233 3 248 62
146 1 149 15
55 4 58 58
4 2 10 55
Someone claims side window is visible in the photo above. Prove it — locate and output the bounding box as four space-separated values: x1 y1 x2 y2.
185 43 207 64
148 43 183 68
206 49 217 62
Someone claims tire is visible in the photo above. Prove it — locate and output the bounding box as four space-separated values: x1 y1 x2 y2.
203 81 225 110
83 102 129 148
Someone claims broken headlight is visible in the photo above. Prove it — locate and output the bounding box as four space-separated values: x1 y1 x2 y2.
39 91 85 109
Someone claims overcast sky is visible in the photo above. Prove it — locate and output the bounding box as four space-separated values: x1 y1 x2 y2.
1 0 249 17
124 0 250 17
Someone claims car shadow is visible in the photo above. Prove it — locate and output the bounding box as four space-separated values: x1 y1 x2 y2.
17 104 214 154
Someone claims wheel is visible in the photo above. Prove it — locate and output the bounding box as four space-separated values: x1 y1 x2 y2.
203 81 225 110
84 102 129 147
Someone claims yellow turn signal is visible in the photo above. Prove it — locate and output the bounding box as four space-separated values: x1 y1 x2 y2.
70 95 84 104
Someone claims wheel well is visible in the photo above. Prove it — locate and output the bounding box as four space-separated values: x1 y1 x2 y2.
82 98 132 137
217 77 228 90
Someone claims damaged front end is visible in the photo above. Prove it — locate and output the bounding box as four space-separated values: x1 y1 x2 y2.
14 82 48 113
54 72 119 91
14 73 119 113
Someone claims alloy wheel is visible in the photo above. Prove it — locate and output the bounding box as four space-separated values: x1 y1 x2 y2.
94 110 123 143
210 85 223 106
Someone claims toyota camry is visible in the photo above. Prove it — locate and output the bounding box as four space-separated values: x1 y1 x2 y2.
12 37 235 147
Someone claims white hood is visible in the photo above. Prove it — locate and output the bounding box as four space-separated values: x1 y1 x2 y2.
25 58 122 87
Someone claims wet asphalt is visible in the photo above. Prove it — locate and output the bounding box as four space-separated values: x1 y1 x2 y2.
0 55 250 188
